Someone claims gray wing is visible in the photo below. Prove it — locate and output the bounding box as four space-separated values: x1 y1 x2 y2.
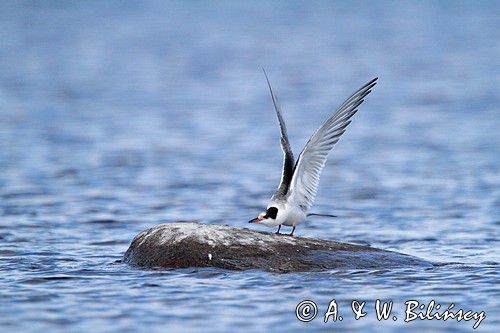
263 69 294 199
289 77 378 211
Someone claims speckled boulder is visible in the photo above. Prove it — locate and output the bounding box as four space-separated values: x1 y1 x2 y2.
123 222 431 273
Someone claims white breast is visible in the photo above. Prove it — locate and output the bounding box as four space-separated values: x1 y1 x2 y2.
272 202 306 227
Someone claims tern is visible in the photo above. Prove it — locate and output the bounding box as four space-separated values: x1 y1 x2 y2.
249 70 377 236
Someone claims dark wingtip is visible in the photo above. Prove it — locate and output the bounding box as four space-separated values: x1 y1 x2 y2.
262 68 273 90
262 67 269 80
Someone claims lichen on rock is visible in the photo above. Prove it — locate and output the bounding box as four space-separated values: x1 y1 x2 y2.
124 222 431 273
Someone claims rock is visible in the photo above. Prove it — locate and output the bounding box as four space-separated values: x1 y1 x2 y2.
123 222 431 273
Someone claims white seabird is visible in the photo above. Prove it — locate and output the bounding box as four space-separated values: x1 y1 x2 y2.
249 70 378 236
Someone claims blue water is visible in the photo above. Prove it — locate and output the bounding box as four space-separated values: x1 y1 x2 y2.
0 1 499 332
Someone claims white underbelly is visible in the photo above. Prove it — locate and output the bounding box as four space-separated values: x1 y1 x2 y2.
278 206 306 227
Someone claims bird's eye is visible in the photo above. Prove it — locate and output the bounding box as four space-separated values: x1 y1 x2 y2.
266 207 278 219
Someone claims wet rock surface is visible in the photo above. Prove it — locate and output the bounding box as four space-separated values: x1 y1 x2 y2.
123 222 431 273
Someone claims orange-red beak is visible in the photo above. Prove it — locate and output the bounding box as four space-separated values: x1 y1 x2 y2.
248 217 262 223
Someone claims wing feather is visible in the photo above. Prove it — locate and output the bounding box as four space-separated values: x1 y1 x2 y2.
262 69 294 199
289 77 378 210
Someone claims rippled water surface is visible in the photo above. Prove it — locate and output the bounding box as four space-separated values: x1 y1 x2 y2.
0 1 499 332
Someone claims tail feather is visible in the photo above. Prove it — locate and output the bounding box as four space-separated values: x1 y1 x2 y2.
307 213 338 218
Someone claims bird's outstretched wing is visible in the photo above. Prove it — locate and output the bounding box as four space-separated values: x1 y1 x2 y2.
289 77 378 211
263 69 294 199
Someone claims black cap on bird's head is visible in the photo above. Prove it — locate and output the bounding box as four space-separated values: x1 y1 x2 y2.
249 207 278 223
